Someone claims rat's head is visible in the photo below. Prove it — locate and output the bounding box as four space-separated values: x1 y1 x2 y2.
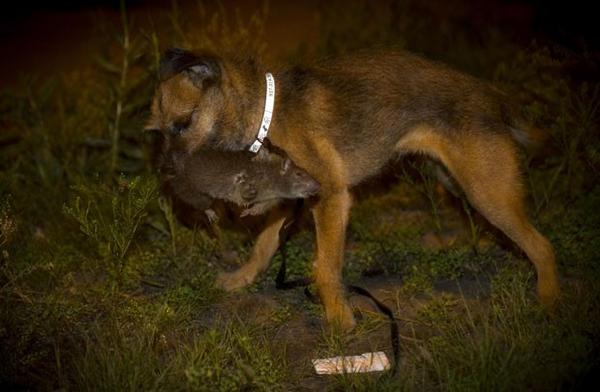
272 157 321 198
231 155 320 210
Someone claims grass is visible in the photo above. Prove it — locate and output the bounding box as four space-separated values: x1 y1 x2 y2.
1 0 600 390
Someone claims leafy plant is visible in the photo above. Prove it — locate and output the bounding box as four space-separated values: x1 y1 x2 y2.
63 176 157 285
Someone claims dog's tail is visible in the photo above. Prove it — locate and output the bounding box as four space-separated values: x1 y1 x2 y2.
502 104 550 153
509 124 549 151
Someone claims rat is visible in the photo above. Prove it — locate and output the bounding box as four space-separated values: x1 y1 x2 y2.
161 148 320 218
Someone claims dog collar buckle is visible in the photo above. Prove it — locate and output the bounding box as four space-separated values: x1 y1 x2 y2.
249 73 275 153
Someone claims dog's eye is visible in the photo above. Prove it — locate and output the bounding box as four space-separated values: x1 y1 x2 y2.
170 117 191 136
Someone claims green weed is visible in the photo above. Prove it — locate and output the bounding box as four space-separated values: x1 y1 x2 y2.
63 176 157 286
178 326 286 392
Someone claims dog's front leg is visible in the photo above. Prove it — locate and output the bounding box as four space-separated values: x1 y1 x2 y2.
216 207 288 291
312 189 355 330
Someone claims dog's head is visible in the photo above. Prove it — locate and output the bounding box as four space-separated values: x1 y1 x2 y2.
145 48 262 157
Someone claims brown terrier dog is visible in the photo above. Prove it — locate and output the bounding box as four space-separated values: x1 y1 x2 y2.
146 48 560 330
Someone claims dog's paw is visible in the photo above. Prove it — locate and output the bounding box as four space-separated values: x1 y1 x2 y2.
325 302 356 332
216 270 255 291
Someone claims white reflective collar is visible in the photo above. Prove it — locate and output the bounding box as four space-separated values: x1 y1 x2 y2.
249 73 275 153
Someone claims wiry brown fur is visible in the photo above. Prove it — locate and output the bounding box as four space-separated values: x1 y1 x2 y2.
147 48 560 329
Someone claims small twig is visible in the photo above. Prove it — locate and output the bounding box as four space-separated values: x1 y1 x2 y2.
141 279 166 289
110 0 131 175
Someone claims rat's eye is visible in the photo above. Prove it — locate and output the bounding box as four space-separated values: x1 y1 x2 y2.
292 169 309 181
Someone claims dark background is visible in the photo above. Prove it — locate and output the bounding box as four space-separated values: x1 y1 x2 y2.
1 0 599 88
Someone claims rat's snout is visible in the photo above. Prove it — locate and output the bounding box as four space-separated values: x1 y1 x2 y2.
308 180 321 196
293 170 320 196
306 177 320 195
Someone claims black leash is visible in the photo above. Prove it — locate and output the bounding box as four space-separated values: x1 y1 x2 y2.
346 284 400 375
274 200 401 375
274 200 319 303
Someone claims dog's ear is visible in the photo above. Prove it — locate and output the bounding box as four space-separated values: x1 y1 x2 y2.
159 47 221 87
183 61 220 88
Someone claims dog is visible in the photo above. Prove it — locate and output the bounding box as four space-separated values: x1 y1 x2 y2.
146 47 560 330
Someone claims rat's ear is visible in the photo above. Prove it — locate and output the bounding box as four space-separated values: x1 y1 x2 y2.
280 158 292 175
251 146 272 162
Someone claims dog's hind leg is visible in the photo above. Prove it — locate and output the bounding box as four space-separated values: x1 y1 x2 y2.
398 129 560 305
444 134 559 304
216 207 288 291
